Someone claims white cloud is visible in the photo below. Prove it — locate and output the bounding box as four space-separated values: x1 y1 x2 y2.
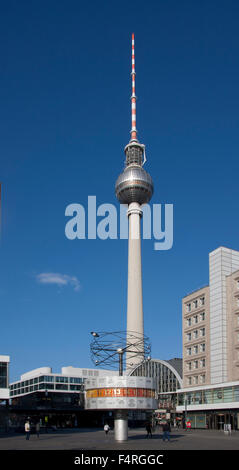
36 272 81 292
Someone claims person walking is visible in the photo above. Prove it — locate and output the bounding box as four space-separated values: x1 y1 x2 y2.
162 421 171 442
104 423 110 436
25 420 31 440
36 422 40 438
146 421 152 438
186 420 191 431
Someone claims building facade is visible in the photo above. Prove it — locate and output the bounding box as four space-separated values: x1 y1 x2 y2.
0 355 10 432
182 286 210 388
178 246 239 429
0 355 10 400
9 366 117 429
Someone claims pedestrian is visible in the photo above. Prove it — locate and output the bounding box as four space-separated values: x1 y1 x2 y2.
186 420 191 431
104 423 110 435
162 421 171 442
36 422 40 438
145 421 152 438
25 420 31 440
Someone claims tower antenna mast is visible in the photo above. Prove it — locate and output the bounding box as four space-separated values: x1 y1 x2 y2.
131 33 137 142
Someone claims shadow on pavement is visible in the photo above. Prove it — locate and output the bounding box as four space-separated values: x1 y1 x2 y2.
128 433 184 441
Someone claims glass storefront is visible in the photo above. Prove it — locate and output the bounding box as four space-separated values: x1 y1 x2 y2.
178 384 239 430
178 384 239 406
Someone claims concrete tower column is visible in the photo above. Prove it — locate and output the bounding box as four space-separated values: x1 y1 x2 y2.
126 202 144 367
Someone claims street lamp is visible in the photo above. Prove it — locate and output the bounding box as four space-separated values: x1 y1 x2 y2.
184 396 188 428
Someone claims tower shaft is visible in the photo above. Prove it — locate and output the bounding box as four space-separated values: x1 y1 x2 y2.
126 203 144 367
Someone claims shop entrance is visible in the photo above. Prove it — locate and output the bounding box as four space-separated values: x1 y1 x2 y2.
213 412 236 430
216 413 225 430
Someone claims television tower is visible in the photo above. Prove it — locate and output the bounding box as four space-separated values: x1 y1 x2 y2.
115 34 153 370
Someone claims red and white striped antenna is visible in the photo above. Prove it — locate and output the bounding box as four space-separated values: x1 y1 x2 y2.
130 33 137 142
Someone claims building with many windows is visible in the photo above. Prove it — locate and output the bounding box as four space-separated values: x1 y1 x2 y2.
178 246 239 429
0 356 10 400
9 366 117 429
182 286 209 388
0 355 10 432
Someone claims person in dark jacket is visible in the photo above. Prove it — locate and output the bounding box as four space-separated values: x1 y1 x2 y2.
145 421 152 438
162 421 171 442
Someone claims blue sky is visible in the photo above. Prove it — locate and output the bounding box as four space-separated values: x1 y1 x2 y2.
1 0 239 382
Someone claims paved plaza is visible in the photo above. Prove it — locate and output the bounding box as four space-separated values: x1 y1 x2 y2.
0 427 238 450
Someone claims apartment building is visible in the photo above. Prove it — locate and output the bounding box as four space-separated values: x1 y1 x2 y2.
182 286 210 388
178 247 239 429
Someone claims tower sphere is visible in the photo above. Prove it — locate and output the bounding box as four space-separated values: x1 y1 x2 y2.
115 164 153 205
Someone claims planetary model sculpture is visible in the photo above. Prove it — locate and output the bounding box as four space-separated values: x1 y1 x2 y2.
90 331 151 375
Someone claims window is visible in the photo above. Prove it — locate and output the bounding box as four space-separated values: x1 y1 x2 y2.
187 362 192 371
234 387 239 401
186 318 192 327
200 328 205 337
186 303 191 312
45 376 54 382
187 348 192 356
193 330 198 339
70 385 82 391
39 382 54 390
194 392 203 404
0 362 8 389
186 333 191 342
194 345 198 354
200 343 206 352
223 387 233 403
56 383 68 390
213 389 223 403
193 300 198 309
70 377 83 384
56 376 68 383
39 375 54 383
188 377 192 385
194 315 198 324
200 359 205 368
200 297 205 306
200 375 205 384
194 361 198 369
200 312 205 322
194 376 198 384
